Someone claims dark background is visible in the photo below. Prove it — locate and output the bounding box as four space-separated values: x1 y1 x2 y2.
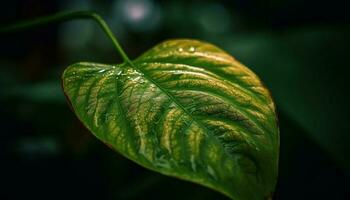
0 0 349 199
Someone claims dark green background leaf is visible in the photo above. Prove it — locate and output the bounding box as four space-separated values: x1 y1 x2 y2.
1 1 349 200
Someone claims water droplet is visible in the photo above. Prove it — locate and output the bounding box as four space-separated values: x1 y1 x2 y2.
150 85 156 92
116 70 122 76
178 47 183 52
98 69 106 73
207 165 217 180
132 76 141 83
189 46 196 53
191 155 197 172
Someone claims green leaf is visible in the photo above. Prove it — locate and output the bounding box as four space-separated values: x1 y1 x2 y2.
62 39 279 200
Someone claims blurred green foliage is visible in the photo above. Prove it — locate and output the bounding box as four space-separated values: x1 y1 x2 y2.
0 0 349 200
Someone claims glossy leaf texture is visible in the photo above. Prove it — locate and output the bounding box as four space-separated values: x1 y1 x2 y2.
62 39 279 200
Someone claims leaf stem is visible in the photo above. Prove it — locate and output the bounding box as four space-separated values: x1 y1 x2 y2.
0 11 131 64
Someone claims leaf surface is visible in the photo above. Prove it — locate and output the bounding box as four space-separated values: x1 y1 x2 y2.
62 39 279 200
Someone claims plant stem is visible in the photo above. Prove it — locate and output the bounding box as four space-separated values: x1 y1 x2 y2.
0 11 131 64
